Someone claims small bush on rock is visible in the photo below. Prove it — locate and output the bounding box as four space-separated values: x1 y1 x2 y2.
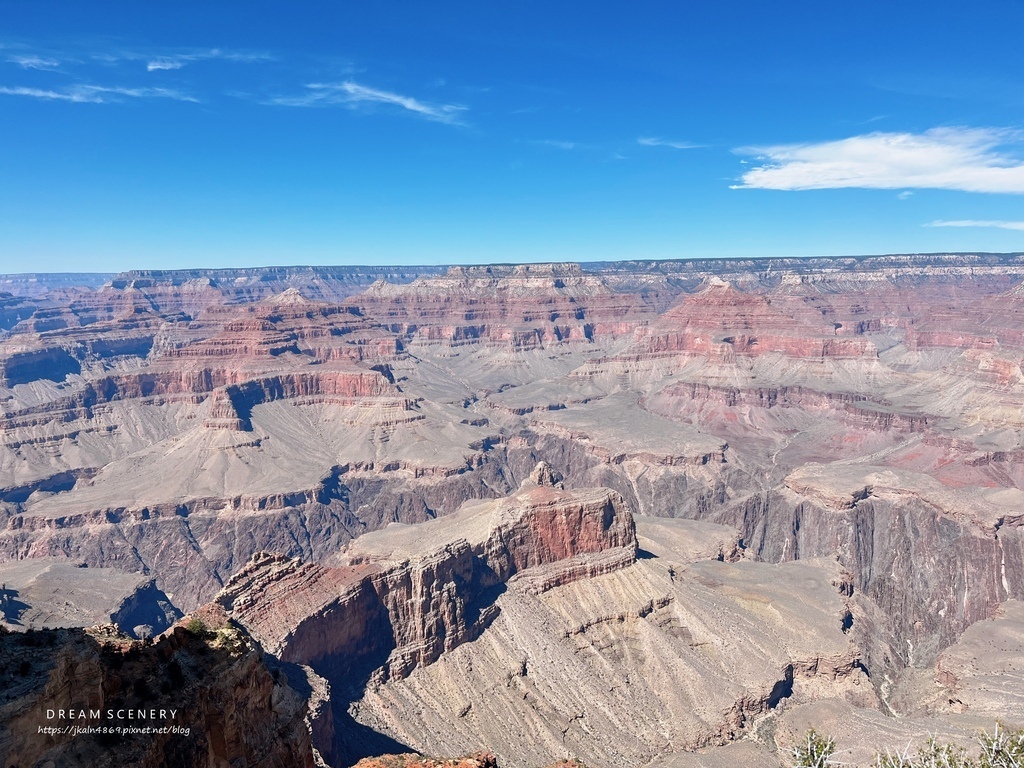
791 729 836 767
791 724 1024 768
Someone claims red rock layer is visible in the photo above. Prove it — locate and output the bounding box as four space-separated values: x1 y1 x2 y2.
647 382 931 434
1 367 396 433
218 480 637 683
354 264 664 350
633 284 880 361
353 753 499 768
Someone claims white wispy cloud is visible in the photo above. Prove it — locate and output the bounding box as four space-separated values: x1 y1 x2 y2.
897 190 914 200
732 127 1024 193
83 47 268 70
533 139 577 150
143 48 271 71
0 84 199 103
637 136 703 150
927 219 1024 231
267 80 467 124
7 55 60 71
147 59 185 71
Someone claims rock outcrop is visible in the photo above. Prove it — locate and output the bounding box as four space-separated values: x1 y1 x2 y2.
217 476 637 764
0 615 317 768
347 517 873 767
219 477 637 672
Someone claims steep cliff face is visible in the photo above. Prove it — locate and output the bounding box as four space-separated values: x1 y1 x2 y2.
0 366 397 430
0 617 316 768
217 473 638 764
212 478 880 768
346 517 873 768
474 481 638 590
634 282 881 361
527 428 1023 678
220 473 637 678
0 460 524 614
355 264 663 352
0 292 40 333
700 488 1021 677
0 346 82 386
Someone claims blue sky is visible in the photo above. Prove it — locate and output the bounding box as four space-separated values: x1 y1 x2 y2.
2 1 1024 272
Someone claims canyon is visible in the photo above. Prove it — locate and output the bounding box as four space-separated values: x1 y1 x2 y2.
1 254 1023 767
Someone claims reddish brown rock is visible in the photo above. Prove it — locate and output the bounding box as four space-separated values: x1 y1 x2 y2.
356 263 664 351
213 478 636 764
352 752 499 768
219 477 637 680
0 618 316 768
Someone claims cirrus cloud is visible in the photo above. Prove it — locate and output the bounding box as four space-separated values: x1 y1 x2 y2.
146 59 186 71
267 80 467 124
732 127 1024 194
638 136 703 150
7 55 60 71
927 219 1024 231
532 139 578 150
143 48 272 72
0 84 199 103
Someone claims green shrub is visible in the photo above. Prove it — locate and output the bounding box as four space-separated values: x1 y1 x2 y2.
876 737 972 767
790 724 1024 768
184 616 210 638
979 724 1024 768
791 729 836 767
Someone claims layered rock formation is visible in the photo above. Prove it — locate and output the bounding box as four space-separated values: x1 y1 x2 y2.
217 471 637 764
0 293 41 334
2 254 1024 766
358 263 667 351
348 516 873 767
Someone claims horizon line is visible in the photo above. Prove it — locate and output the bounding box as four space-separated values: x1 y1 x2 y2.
2 250 1024 278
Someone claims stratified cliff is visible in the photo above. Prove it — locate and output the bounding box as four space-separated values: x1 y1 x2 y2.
216 467 637 764
209 468 880 767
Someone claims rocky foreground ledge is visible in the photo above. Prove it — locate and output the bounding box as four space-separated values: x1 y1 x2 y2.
0 616 314 768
